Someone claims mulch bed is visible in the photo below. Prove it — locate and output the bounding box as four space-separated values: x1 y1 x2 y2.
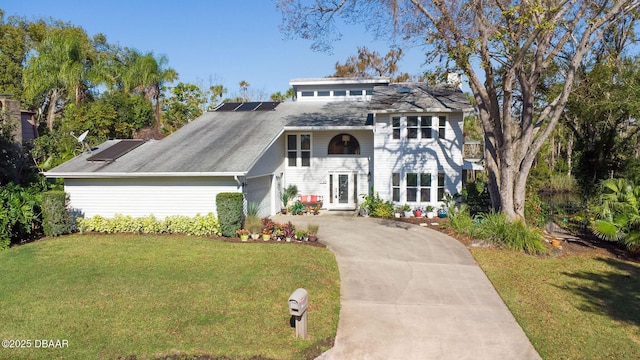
393 216 639 262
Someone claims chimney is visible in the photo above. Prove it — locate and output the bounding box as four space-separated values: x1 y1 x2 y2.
447 73 462 88
0 95 23 143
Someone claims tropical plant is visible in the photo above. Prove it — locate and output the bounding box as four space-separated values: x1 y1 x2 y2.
590 179 640 251
280 185 298 210
283 221 295 238
361 192 394 218
236 229 249 237
291 201 306 215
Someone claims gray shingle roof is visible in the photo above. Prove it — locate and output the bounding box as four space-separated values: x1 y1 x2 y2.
45 101 372 176
45 83 472 177
370 83 473 113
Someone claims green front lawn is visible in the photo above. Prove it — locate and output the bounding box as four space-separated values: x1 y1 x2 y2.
0 235 340 359
472 249 640 359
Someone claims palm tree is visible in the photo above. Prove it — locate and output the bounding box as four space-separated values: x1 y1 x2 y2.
209 84 227 107
285 87 296 101
239 80 249 102
591 178 640 251
23 27 94 130
270 91 285 102
125 52 178 129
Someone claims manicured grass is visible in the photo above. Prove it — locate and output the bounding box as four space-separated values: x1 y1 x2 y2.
472 249 640 359
0 235 340 359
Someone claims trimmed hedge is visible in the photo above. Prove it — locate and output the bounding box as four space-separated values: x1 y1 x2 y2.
42 191 72 237
216 192 244 237
76 213 222 236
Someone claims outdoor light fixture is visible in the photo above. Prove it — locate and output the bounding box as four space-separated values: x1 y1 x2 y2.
342 134 350 146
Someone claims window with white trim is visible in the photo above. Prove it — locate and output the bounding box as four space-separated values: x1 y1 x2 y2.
420 174 431 202
438 116 446 139
421 116 433 139
407 116 418 139
392 117 401 139
437 172 446 201
287 134 311 167
300 134 311 166
392 173 400 202
406 173 418 202
287 135 297 166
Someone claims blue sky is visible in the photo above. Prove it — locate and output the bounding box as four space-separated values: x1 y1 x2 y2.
3 0 434 100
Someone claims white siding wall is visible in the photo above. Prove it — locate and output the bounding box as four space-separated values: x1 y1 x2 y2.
244 175 273 217
284 130 374 208
373 112 463 207
247 135 285 178
65 177 241 218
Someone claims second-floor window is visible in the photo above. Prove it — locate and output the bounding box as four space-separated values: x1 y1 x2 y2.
392 117 401 139
438 116 446 139
287 134 311 167
390 115 446 140
421 116 433 139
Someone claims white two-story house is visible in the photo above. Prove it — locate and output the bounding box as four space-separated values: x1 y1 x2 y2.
44 77 474 218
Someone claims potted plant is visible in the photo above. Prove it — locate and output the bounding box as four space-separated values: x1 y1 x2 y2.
280 185 298 214
295 229 307 242
307 224 319 242
280 192 290 214
403 204 413 218
414 206 423 218
425 205 436 219
313 205 320 215
283 221 295 242
245 215 262 240
236 229 249 241
273 222 284 241
394 205 403 218
261 218 274 241
437 206 448 218
291 201 306 215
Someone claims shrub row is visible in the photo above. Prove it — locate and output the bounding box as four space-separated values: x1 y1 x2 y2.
77 213 222 236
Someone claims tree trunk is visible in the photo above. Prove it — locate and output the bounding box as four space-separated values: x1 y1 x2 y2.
46 88 63 131
567 133 574 176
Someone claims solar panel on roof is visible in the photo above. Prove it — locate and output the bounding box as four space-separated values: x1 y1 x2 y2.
255 102 280 111
87 139 145 162
235 102 261 111
213 101 280 112
215 102 242 111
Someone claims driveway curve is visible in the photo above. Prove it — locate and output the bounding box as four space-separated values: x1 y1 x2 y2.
278 213 541 360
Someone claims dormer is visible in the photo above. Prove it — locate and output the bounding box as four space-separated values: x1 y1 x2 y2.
290 77 390 102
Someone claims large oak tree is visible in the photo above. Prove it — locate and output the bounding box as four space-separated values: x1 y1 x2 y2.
278 0 640 221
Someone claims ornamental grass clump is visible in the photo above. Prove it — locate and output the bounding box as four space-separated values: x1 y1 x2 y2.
476 212 547 255
445 209 547 254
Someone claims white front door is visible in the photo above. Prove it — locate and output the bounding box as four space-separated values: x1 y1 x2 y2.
328 172 357 210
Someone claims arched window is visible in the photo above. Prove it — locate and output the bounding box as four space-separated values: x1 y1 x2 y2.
328 133 360 155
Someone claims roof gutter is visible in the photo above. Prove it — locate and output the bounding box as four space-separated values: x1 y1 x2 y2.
283 125 374 131
41 171 247 179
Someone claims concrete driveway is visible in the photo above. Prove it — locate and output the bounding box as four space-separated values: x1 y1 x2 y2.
277 213 541 360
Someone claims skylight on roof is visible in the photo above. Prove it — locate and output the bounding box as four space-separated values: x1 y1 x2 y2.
397 87 411 94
